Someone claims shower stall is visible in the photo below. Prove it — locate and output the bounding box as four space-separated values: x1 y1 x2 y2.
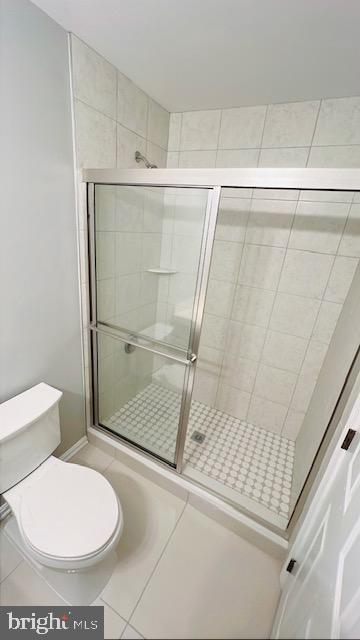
84 167 360 532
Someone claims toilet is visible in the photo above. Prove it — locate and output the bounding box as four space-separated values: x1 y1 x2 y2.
0 383 123 604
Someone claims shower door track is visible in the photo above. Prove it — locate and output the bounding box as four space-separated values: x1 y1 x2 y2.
84 167 360 538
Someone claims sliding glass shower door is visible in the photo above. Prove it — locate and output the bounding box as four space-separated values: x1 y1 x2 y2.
89 183 220 466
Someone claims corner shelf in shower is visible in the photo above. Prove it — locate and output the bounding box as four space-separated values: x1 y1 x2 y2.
146 268 178 275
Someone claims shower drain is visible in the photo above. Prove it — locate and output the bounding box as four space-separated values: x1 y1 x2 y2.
190 430 206 444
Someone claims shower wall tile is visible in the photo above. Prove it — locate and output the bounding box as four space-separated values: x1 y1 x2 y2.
204 279 235 317
226 321 266 362
115 274 142 316
323 256 359 304
167 151 179 167
261 101 320 148
168 113 182 151
96 232 115 279
258 147 309 167
193 368 219 406
72 36 117 119
311 301 342 344
167 95 360 441
178 150 217 167
261 331 308 374
300 340 328 378
289 200 350 254
198 345 223 368
231 286 275 328
97 278 116 321
117 72 148 137
290 374 318 414
307 145 360 168
201 314 228 349
209 240 243 282
180 109 221 150
222 188 253 199
147 99 170 149
247 396 287 434
218 105 267 149
75 100 116 168
338 204 360 257
253 188 300 201
313 97 360 146
245 198 296 247
238 244 285 290
215 197 250 242
282 410 306 440
254 364 297 406
146 141 168 168
95 185 116 231
216 148 259 168
220 355 258 394
116 124 146 168
300 190 354 203
269 293 320 339
171 234 202 273
278 249 334 299
215 385 251 420
115 233 142 274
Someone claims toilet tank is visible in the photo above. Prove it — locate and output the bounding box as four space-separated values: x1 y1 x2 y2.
0 383 62 493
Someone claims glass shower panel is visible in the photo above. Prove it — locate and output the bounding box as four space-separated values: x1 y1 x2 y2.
184 187 360 528
95 185 210 351
96 331 188 464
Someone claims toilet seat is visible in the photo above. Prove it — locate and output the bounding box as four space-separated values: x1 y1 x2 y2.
4 456 122 567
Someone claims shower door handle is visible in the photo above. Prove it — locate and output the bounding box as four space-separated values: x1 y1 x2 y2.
189 353 197 364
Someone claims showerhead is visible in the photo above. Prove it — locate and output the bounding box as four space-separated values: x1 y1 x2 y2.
135 150 157 168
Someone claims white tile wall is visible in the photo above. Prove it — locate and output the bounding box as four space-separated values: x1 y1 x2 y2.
71 35 170 425
72 41 360 449
168 97 360 440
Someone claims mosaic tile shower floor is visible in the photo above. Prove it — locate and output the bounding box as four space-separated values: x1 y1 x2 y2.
106 382 294 518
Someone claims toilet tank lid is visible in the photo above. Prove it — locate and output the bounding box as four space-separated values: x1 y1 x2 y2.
0 383 62 444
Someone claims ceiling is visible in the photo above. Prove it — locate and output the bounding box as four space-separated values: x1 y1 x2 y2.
32 0 360 112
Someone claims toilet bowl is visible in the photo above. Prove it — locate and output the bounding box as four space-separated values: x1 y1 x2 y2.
0 383 123 604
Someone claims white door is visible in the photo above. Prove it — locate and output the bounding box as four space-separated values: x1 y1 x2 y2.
272 383 360 639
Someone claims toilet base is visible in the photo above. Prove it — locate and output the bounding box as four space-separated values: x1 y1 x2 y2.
3 516 117 605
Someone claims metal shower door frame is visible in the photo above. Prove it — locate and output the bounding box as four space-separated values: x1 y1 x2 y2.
85 167 360 537
87 179 221 471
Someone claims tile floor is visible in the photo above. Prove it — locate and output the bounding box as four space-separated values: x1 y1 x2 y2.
105 382 295 518
0 443 282 639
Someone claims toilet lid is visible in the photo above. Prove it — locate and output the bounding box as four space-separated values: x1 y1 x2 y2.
19 461 120 559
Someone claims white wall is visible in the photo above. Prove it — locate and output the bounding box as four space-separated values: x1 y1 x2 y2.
167 100 360 442
0 0 85 454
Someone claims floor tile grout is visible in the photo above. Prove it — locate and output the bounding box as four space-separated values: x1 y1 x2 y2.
0 557 25 586
127 500 188 628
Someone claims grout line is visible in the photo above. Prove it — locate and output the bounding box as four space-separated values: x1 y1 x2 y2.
75 96 168 155
281 224 346 431
127 501 188 625
120 623 143 639
305 99 322 168
99 595 127 623
214 109 223 167
0 556 25 586
256 104 269 166
248 188 301 433
115 71 119 168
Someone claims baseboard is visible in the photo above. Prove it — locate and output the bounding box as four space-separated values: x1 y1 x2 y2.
0 436 89 522
60 435 88 461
